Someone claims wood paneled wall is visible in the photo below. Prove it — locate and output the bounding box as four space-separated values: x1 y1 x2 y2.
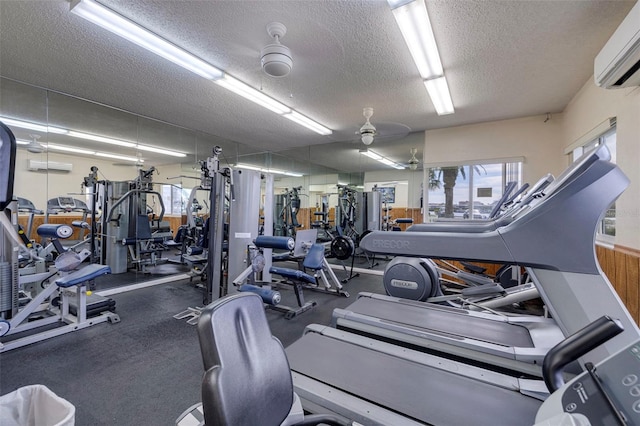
596 244 640 326
17 214 186 241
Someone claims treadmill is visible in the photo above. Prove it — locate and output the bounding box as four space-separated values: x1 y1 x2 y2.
332 292 561 377
285 144 640 425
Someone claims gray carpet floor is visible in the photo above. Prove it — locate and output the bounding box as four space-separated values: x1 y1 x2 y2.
0 269 384 426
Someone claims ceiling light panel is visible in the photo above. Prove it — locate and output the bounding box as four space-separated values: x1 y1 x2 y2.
3 116 188 158
136 144 186 157
388 0 443 79
0 116 68 134
282 111 333 136
424 76 454 115
70 0 224 80
47 143 96 155
214 75 291 115
67 130 137 148
388 0 455 115
95 152 143 162
359 148 405 170
235 163 303 177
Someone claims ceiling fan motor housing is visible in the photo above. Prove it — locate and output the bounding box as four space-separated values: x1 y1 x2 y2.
262 22 292 78
261 44 292 77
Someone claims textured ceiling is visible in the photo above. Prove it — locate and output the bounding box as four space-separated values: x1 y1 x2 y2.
0 0 635 173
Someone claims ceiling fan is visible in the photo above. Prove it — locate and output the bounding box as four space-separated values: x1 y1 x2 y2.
342 107 411 146
408 148 420 170
26 134 46 153
358 107 377 145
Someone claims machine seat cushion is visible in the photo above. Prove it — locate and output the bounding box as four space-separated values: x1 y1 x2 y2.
55 264 111 288
302 243 325 270
269 266 316 285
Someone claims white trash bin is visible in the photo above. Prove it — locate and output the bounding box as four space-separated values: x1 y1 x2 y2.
0 384 75 426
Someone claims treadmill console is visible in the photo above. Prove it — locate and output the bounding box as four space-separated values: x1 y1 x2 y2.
537 340 640 425
17 197 39 212
57 197 76 209
47 197 90 212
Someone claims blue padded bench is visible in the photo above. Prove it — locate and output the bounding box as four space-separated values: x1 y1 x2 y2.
55 264 111 288
269 267 316 285
268 243 328 319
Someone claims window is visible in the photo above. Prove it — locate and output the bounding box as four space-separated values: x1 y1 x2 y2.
161 184 190 215
427 161 522 220
572 126 617 241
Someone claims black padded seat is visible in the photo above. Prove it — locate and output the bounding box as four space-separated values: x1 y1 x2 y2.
192 293 349 426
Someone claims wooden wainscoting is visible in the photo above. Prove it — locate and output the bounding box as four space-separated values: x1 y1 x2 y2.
17 214 185 242
596 244 640 326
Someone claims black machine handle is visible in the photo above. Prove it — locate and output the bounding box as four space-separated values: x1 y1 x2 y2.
543 315 624 393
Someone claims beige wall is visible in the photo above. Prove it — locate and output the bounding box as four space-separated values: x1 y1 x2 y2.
562 82 640 251
423 114 565 185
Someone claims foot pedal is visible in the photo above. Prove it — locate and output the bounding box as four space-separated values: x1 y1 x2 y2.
173 307 203 325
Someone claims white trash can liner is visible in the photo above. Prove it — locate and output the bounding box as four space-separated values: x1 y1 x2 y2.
0 384 75 426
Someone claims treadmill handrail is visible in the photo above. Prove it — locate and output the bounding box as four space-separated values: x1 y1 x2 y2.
407 174 554 234
542 316 623 392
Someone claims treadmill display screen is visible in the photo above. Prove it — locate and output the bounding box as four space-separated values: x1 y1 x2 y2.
57 197 76 208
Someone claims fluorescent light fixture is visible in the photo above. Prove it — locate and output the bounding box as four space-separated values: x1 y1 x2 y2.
282 111 332 136
359 149 382 161
70 0 224 80
388 0 442 79
67 130 136 148
136 144 186 157
68 0 332 136
16 139 30 145
0 116 68 134
4 117 187 158
359 148 405 170
388 0 455 115
235 163 303 177
70 131 187 157
46 143 96 155
214 75 291 115
95 152 143 162
424 76 454 115
47 143 143 162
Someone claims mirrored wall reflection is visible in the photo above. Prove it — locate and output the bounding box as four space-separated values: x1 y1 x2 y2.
0 77 245 285
1 77 428 289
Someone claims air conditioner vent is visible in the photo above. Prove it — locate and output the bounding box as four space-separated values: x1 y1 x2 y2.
27 160 73 172
594 2 640 89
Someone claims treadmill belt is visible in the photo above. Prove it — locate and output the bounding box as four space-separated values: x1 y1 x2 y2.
286 332 541 426
348 296 534 347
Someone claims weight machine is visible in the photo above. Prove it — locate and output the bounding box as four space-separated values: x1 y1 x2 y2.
0 121 119 352
96 167 169 273
274 186 303 238
174 147 268 323
233 229 349 319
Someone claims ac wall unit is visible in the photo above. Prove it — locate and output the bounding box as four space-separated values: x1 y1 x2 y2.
594 1 640 89
27 160 73 172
